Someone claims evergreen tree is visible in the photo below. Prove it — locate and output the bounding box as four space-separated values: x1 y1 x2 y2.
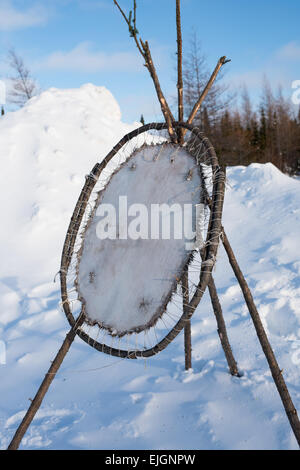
250 117 260 150
270 110 279 163
241 86 252 129
202 106 211 135
259 107 267 152
220 110 232 138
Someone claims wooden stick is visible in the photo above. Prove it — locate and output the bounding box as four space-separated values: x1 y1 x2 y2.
198 166 239 377
200 171 300 442
182 269 192 370
7 314 85 450
177 0 189 368
141 41 176 141
176 0 184 144
182 261 239 376
221 229 300 446
183 56 230 136
207 277 240 376
113 0 176 142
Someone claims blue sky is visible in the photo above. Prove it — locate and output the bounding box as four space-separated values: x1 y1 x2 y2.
0 0 300 122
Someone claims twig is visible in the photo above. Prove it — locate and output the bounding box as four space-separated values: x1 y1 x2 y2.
113 0 144 57
113 1 176 142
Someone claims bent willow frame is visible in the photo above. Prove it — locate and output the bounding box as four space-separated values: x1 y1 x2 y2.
60 122 226 358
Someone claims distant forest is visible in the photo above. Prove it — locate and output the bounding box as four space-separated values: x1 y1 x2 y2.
2 46 300 176
180 36 300 175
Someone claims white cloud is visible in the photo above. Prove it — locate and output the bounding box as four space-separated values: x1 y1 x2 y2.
226 41 300 93
0 0 49 31
37 42 142 73
276 41 300 61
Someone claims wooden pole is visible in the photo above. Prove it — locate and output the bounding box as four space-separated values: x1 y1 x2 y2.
182 56 230 138
141 41 177 141
187 56 229 126
7 314 84 450
221 229 300 446
176 0 184 144
199 171 300 443
208 277 240 376
182 269 192 370
113 0 177 142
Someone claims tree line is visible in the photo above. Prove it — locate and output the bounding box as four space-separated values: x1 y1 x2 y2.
2 44 300 175
181 36 300 175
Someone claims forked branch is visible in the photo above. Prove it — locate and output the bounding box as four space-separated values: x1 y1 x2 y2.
113 0 144 56
113 0 176 141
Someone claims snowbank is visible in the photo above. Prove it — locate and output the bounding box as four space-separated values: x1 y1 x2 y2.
0 84 137 290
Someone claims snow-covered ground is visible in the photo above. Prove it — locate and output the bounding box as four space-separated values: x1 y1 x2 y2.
0 84 300 450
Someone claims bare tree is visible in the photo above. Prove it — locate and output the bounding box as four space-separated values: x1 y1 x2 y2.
7 49 40 107
183 33 233 126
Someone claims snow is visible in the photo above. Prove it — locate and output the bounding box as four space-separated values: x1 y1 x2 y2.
77 143 201 335
1 84 300 449
0 83 134 289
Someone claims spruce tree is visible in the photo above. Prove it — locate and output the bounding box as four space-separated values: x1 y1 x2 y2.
259 107 267 153
202 106 211 135
251 118 259 150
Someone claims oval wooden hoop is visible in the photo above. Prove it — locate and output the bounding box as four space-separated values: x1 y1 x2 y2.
60 122 226 359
